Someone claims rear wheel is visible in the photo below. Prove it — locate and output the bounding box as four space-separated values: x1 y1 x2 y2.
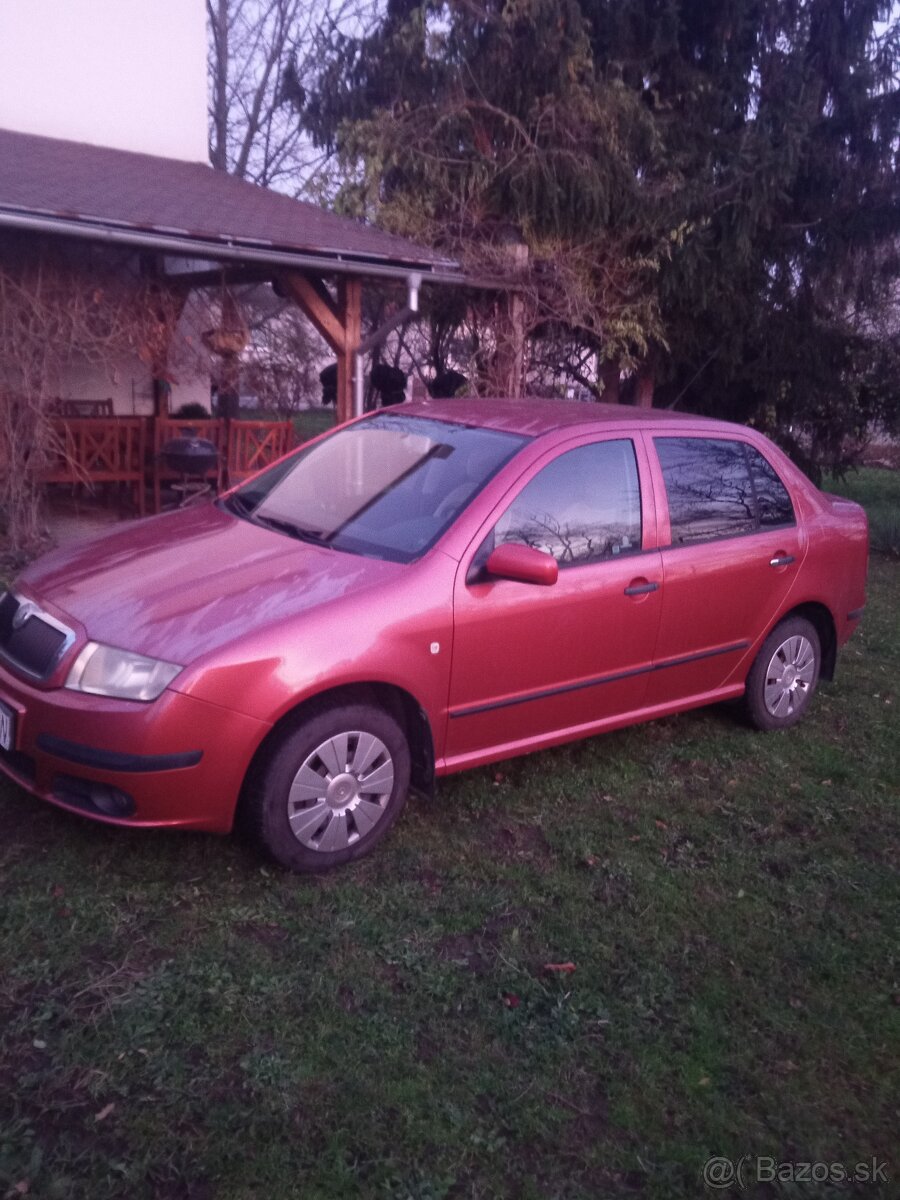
246 702 410 872
744 616 821 731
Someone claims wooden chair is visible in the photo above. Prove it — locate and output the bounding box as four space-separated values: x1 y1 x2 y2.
57 398 115 418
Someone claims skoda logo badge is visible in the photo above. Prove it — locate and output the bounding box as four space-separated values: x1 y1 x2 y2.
11 600 38 630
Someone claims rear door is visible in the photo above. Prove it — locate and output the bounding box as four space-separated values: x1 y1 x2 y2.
644 435 806 707
444 435 663 768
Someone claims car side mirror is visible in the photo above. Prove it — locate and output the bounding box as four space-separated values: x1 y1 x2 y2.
485 543 558 586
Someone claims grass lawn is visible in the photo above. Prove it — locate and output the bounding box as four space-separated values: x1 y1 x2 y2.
825 467 900 558
0 491 897 1198
292 407 337 445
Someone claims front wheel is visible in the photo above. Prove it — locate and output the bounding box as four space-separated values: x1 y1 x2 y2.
245 702 411 872
744 616 821 732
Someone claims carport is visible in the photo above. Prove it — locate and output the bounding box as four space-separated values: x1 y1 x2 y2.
0 126 465 423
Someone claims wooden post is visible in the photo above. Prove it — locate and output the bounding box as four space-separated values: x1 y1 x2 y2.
336 277 362 424
280 271 362 424
152 377 171 417
139 258 188 417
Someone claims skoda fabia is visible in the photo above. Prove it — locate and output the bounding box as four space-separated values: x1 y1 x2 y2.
0 400 868 871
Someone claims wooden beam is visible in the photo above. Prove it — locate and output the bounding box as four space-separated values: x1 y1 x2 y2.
279 271 346 354
490 242 528 397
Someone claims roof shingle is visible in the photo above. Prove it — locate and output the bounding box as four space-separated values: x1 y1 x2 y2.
0 127 454 272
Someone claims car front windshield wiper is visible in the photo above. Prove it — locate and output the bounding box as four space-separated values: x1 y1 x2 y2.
251 513 332 547
222 491 254 517
222 492 332 548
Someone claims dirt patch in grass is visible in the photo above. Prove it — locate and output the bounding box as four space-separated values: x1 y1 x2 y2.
487 820 554 863
232 920 290 948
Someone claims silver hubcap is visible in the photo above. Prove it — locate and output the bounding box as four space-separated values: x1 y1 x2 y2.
764 635 816 719
287 731 394 853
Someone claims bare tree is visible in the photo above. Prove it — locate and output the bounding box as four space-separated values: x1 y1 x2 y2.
207 0 377 195
0 240 203 561
237 287 322 414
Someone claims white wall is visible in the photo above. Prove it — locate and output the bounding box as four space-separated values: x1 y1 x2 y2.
0 0 208 163
62 357 211 417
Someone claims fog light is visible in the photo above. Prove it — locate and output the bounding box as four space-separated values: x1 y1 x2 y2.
52 775 135 818
89 784 135 817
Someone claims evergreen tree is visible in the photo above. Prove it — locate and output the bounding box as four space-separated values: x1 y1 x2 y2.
303 1 899 471
587 0 900 472
304 0 676 390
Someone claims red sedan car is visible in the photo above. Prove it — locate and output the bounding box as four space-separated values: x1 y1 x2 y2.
0 400 868 871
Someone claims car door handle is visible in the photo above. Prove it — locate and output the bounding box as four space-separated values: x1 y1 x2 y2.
769 555 795 568
624 581 660 596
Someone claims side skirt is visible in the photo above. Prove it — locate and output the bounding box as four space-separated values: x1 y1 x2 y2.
435 683 746 777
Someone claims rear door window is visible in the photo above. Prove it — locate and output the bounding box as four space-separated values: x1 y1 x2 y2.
655 437 795 544
655 438 757 544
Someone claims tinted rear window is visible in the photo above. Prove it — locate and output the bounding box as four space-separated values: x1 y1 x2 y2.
655 437 795 544
655 438 756 543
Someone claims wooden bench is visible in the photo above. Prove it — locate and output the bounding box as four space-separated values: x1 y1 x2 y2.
43 417 147 515
226 419 293 486
37 416 295 516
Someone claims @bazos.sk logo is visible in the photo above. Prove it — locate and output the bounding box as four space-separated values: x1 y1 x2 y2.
702 1155 888 1190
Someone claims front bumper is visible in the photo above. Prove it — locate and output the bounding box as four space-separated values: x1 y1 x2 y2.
0 664 270 832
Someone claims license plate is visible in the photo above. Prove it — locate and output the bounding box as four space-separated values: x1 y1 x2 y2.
0 701 14 751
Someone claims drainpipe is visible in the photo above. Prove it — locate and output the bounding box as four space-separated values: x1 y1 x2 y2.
354 272 422 418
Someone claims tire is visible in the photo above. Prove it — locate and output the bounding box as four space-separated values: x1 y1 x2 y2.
245 701 411 872
744 616 821 732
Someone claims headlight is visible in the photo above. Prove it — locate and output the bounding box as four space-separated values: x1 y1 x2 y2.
65 642 182 702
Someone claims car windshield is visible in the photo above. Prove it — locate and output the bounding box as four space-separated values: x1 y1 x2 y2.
221 413 527 562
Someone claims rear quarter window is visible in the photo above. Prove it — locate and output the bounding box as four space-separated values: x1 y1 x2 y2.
746 444 795 527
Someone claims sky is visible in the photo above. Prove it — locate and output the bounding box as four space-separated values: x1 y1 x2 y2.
0 0 208 163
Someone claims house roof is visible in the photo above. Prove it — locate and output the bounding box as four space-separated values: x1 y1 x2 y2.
0 127 459 282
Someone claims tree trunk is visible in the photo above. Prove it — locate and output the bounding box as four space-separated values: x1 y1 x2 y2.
209 0 229 171
599 357 620 403
635 358 655 407
491 241 528 397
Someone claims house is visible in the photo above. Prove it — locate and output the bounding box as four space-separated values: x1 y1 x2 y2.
0 0 459 422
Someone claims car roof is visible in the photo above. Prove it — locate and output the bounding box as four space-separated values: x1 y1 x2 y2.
395 397 749 439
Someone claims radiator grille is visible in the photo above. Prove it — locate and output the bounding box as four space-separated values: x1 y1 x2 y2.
0 592 72 679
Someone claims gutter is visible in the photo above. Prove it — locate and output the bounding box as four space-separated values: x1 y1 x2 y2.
0 207 471 286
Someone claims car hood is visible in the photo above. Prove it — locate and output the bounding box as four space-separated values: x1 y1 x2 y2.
19 504 404 664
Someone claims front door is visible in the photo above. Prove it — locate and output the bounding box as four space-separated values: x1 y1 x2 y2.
444 436 663 769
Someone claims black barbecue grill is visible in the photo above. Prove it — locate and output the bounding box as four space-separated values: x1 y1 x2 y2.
160 434 220 506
